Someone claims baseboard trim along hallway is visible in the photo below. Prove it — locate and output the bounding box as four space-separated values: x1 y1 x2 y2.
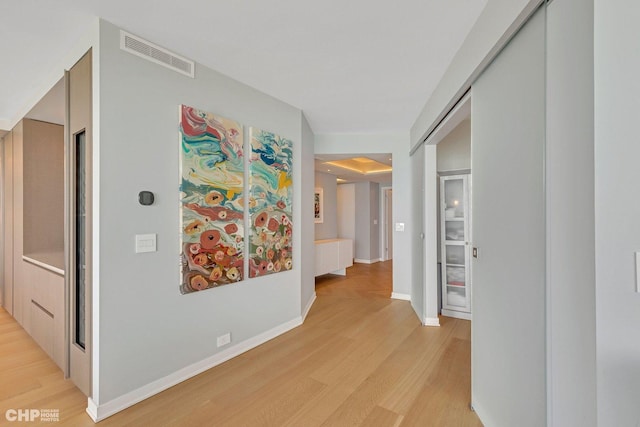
391 292 411 301
87 316 304 422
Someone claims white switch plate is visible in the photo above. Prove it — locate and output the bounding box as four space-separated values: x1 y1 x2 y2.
135 234 157 253
373 219 378 225
636 252 640 293
395 223 405 232
217 333 231 347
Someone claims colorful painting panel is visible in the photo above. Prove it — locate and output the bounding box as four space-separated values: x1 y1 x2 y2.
179 105 244 294
249 128 293 278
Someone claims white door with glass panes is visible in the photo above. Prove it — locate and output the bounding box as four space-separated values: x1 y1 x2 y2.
440 174 471 319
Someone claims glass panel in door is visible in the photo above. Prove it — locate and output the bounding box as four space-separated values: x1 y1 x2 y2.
445 221 464 241
445 244 465 265
443 178 465 219
447 286 467 308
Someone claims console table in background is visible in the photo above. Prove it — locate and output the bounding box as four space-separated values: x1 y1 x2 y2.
314 238 353 277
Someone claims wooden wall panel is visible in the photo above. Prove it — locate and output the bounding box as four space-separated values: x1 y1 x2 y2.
2 131 13 314
23 119 64 255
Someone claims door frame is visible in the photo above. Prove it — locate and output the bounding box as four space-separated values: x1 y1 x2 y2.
423 93 471 323
380 186 393 261
65 50 92 397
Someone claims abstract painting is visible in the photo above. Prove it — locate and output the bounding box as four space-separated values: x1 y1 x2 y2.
179 105 245 294
249 128 293 277
314 188 323 223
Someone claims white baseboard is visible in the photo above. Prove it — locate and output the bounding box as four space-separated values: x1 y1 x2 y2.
86 316 303 422
86 399 98 421
302 293 316 321
391 292 411 301
470 400 491 427
423 317 441 327
441 309 472 321
354 258 381 264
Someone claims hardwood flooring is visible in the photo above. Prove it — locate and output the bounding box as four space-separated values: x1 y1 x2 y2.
0 261 481 426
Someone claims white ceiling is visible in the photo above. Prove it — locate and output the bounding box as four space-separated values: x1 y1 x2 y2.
0 0 487 133
315 153 392 184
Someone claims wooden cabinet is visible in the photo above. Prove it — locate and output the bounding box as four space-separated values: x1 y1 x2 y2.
315 239 353 276
440 174 472 320
1 118 65 370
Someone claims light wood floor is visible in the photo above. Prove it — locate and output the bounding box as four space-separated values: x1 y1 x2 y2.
0 261 481 426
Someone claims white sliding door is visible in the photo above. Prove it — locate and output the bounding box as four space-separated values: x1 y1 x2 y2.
471 6 546 426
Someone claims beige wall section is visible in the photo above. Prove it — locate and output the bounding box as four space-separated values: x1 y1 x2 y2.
24 263 65 367
2 131 14 315
23 120 64 256
20 119 65 369
68 50 93 397
2 119 66 371
12 121 25 326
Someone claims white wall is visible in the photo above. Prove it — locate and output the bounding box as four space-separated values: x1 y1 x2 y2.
315 133 411 297
337 183 355 244
547 0 597 425
354 182 371 261
410 145 425 319
301 114 315 318
436 119 471 173
95 19 307 408
369 182 380 261
411 0 540 149
352 181 380 262
594 1 640 425
423 145 438 325
314 171 337 240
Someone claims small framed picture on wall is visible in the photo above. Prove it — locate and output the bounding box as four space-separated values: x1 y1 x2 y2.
314 188 323 223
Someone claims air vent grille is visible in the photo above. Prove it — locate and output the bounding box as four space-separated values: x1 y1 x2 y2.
120 31 195 78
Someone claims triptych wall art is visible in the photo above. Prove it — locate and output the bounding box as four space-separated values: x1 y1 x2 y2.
179 104 293 295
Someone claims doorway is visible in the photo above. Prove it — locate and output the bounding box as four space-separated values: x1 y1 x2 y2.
314 153 393 293
422 92 472 321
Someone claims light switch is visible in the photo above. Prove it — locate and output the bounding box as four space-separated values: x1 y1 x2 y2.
136 234 157 253
373 219 378 225
395 223 405 232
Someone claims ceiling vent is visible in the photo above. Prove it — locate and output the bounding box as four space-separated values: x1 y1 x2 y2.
120 30 195 78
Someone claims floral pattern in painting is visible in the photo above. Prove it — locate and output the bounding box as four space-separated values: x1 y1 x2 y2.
179 105 244 294
249 128 293 278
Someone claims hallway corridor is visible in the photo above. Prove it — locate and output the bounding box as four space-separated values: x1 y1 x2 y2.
0 262 480 426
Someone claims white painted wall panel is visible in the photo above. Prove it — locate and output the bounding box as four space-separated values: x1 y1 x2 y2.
410 144 425 319
337 183 355 244
97 19 304 404
547 0 597 424
471 8 546 426
594 1 640 425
